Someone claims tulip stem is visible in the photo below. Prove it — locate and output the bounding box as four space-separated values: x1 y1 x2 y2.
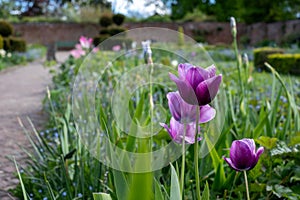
233 29 244 96
243 170 250 200
180 123 187 198
194 106 201 200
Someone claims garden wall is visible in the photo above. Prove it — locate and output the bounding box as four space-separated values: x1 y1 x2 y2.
12 20 300 46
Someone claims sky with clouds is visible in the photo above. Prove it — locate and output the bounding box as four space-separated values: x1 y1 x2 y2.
107 0 170 18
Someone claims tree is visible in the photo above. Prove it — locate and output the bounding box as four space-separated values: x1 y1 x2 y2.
158 0 300 22
2 0 111 17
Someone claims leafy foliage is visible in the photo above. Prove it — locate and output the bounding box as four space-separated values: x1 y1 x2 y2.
0 20 13 37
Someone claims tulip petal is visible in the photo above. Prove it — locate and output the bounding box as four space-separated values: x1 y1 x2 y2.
206 64 216 78
160 118 199 144
230 140 254 171
256 147 264 158
242 138 256 154
185 122 201 143
186 67 206 90
159 123 171 136
223 157 241 171
167 91 198 123
199 105 216 123
178 63 193 79
195 74 222 105
167 92 182 122
169 73 198 105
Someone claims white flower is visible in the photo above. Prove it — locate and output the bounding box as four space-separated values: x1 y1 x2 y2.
7 52 12 58
0 49 6 57
141 40 152 56
131 41 137 49
171 60 178 67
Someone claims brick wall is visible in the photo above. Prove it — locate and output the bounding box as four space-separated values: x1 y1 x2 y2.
12 20 300 46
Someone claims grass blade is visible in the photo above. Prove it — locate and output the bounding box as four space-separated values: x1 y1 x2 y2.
170 163 181 200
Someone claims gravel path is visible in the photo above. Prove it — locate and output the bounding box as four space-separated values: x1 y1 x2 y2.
0 52 69 199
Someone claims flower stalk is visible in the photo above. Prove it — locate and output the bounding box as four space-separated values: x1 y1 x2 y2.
243 170 250 200
194 106 201 200
230 17 244 95
180 123 186 198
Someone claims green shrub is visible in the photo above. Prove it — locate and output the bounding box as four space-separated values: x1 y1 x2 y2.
100 27 126 36
94 36 132 50
107 26 126 36
253 47 284 70
3 37 10 51
9 37 26 52
99 14 113 27
0 20 13 37
99 28 110 35
267 53 300 75
112 13 125 26
93 34 110 46
0 35 3 49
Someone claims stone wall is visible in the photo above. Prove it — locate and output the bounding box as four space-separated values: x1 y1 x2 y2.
12 20 300 46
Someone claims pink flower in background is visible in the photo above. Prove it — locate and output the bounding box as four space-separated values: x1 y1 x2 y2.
92 47 99 53
112 45 121 52
75 44 82 50
70 48 86 59
79 36 93 49
70 36 98 59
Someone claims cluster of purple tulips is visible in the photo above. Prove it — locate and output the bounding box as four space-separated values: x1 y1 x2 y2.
161 62 264 199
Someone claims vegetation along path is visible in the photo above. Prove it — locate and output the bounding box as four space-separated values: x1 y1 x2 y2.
0 52 69 199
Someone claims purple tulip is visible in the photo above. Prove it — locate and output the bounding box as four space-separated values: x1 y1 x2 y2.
167 91 216 123
169 64 222 106
160 118 201 144
223 139 264 171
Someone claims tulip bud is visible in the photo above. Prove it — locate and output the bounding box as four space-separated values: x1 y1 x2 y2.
141 40 152 64
242 53 249 67
230 17 237 37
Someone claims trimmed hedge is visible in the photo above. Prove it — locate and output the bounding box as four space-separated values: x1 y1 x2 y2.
107 26 126 36
93 34 110 47
93 36 132 50
9 37 27 52
3 37 10 51
0 20 13 37
99 14 113 27
267 53 300 75
112 13 125 26
254 47 284 70
99 27 127 36
0 35 3 49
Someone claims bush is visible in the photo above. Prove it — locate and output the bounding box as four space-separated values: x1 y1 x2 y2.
3 37 10 51
93 34 110 46
0 35 3 49
253 47 284 70
99 28 110 35
112 13 125 26
267 53 300 75
99 14 113 27
107 26 126 36
9 37 26 52
0 20 13 37
93 36 132 50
